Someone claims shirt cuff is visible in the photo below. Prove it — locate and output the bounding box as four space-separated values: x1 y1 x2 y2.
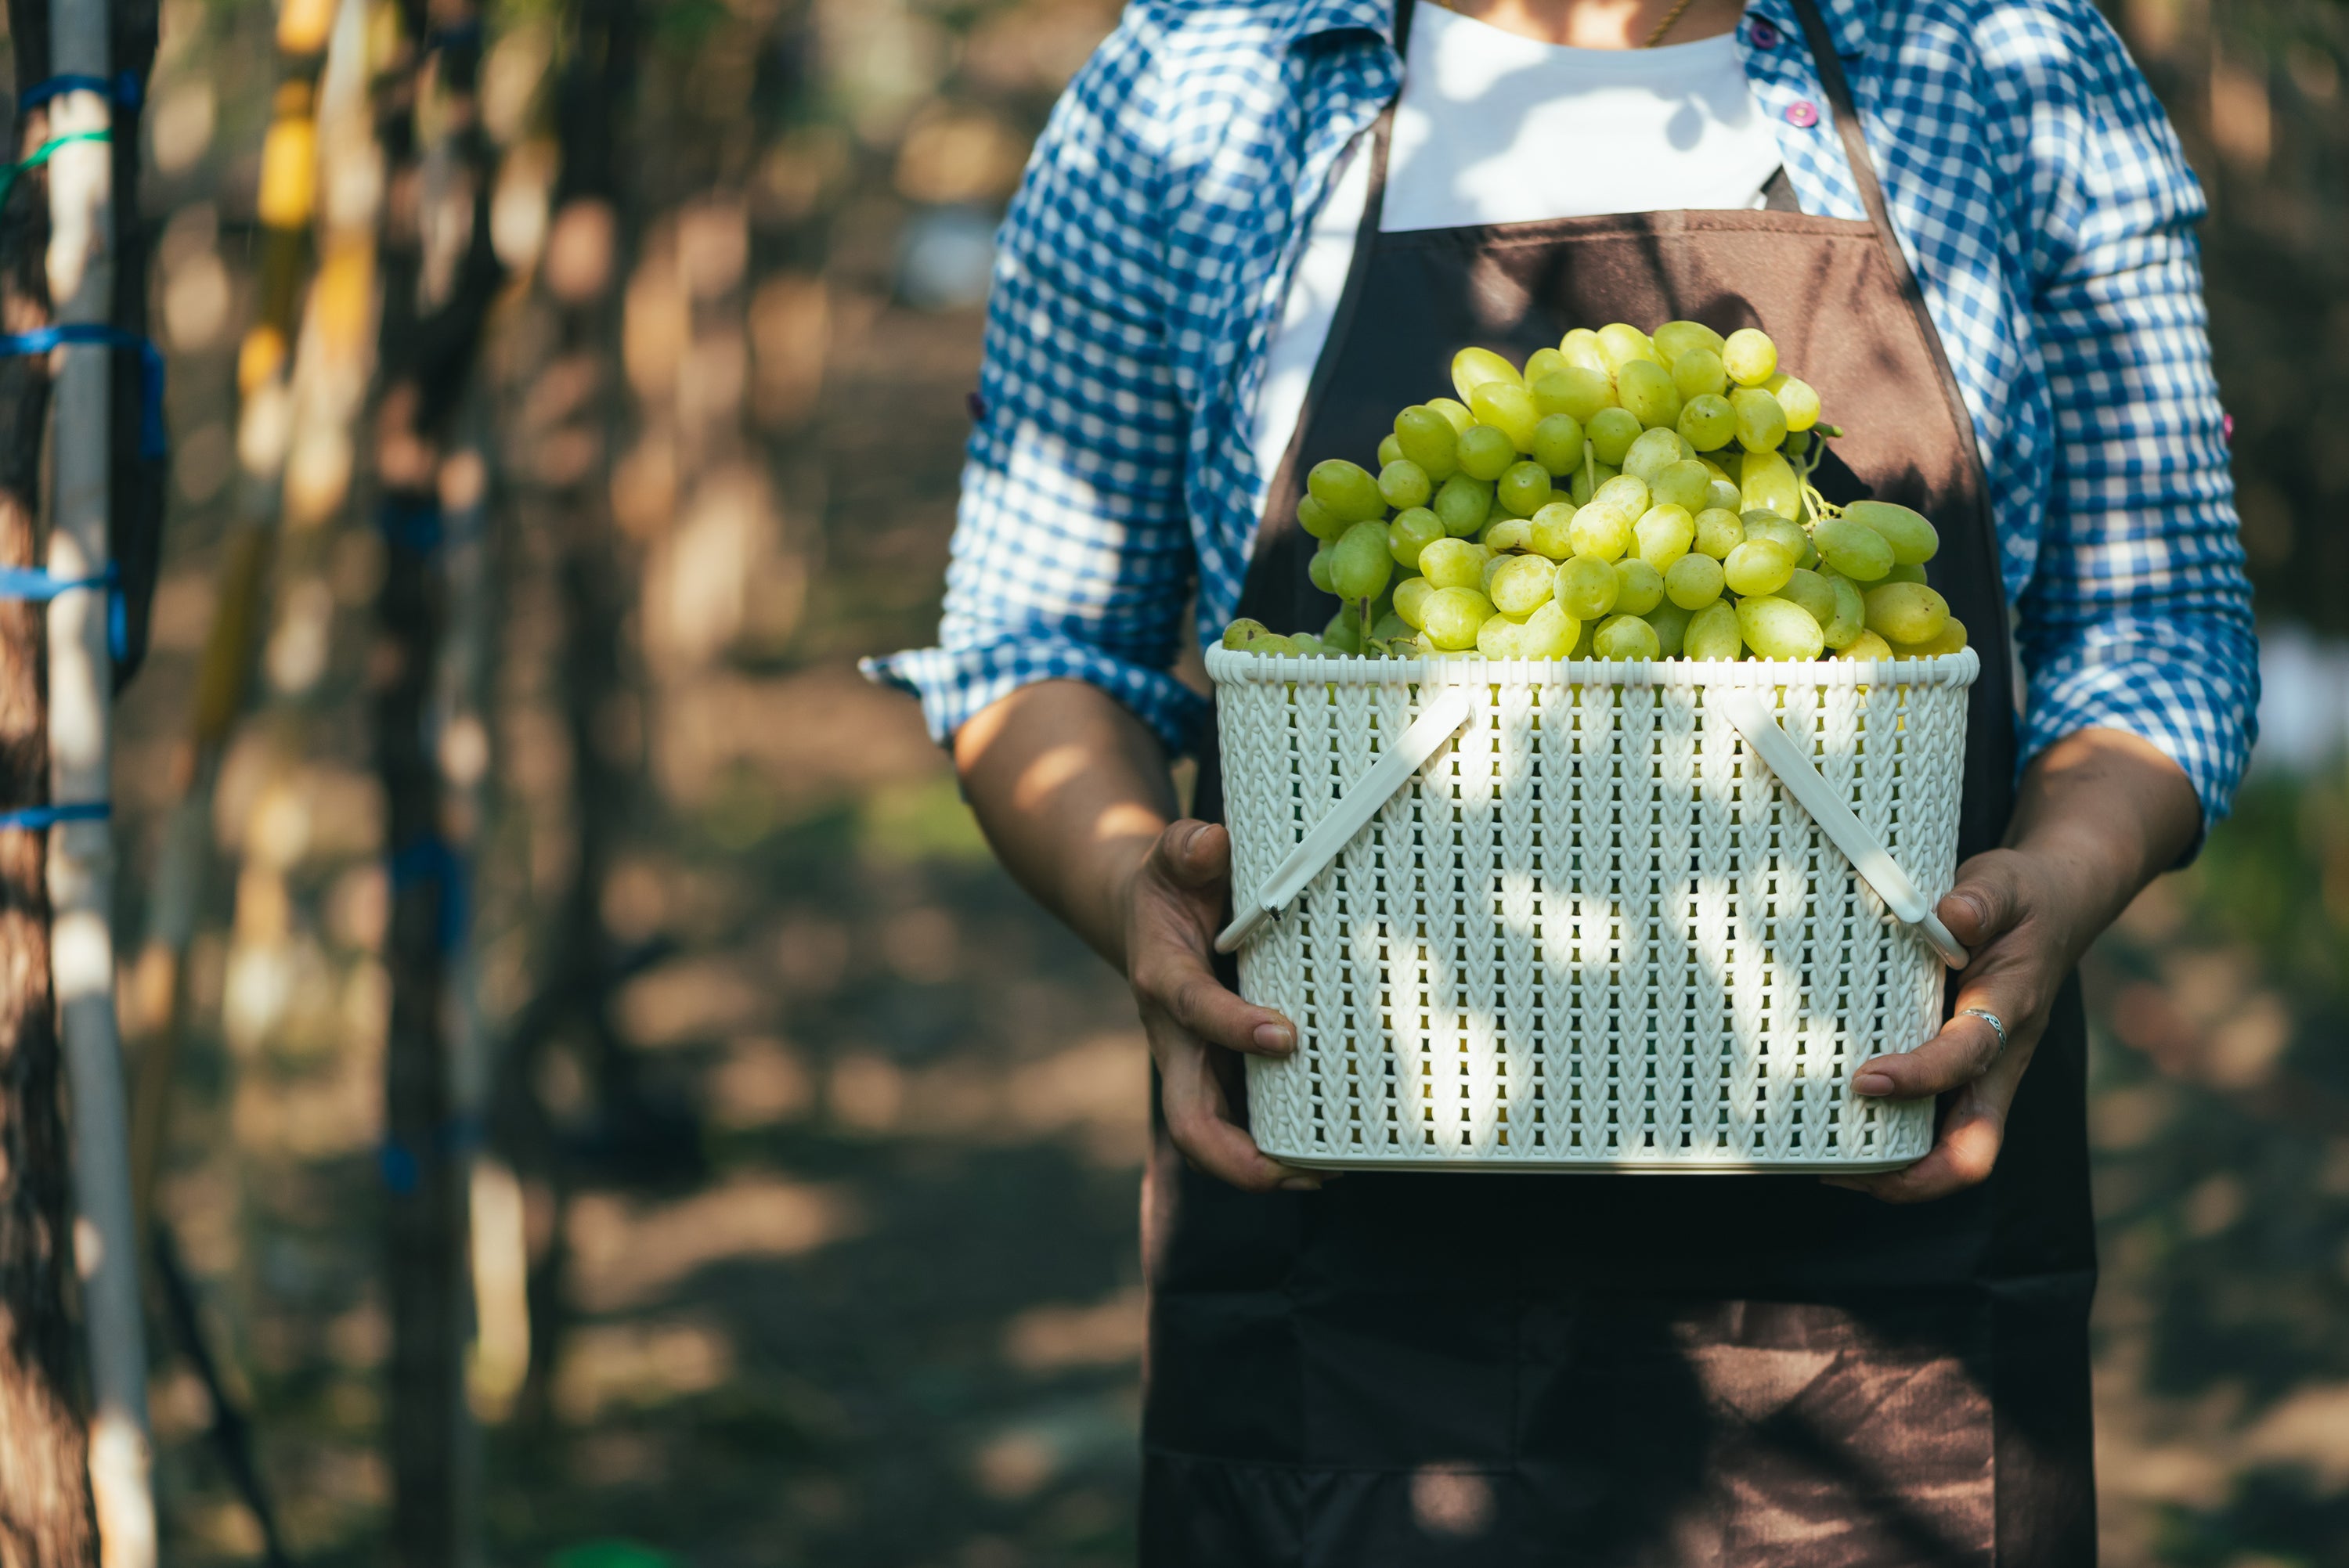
862 637 1211 759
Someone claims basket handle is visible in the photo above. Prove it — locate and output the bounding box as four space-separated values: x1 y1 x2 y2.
1214 687 1475 955
1716 689 1970 970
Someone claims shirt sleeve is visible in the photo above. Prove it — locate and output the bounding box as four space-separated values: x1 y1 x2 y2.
2006 0 2259 838
861 9 1209 756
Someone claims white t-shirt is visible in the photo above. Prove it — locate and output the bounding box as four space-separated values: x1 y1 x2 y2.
1250 5 1785 499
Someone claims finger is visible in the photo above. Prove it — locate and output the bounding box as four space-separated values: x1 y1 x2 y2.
1154 819 1231 893
1854 921 2045 1100
1153 1021 1319 1193
1936 851 2026 948
1825 1050 2026 1203
1851 1008 2005 1099
1134 934 1295 1055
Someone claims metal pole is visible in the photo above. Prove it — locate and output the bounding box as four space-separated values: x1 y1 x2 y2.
42 0 156 1556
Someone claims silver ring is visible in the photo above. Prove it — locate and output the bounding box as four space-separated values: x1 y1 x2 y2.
1960 1007 2008 1054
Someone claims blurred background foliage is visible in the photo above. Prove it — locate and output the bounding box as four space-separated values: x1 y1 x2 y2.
18 0 2348 1561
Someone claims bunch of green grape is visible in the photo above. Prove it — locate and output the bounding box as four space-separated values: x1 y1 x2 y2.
1221 321 1968 665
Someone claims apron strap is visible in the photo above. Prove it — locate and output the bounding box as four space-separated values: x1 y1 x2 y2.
1784 0 1994 544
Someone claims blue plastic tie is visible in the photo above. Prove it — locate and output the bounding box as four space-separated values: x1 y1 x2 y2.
0 800 108 831
0 561 131 664
20 73 142 112
0 326 165 460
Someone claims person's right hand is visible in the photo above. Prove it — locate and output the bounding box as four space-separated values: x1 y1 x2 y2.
1122 819 1324 1192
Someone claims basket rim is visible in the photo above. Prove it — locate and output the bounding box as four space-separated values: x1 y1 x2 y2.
1204 643 1981 690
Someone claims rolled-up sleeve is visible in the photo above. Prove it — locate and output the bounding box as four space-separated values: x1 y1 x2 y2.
863 9 1209 755
2011 0 2258 836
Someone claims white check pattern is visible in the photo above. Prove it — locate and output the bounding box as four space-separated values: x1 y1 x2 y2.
864 0 2258 828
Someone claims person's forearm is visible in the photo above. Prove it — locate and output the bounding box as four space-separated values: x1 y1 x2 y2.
1995 726 2203 958
954 679 1178 968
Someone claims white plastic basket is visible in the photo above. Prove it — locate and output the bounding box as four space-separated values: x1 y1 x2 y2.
1207 645 1981 1173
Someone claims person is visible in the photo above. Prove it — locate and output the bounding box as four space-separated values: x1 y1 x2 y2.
868 0 2257 1559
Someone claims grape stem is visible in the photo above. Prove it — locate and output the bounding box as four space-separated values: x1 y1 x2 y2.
1582 438 1596 498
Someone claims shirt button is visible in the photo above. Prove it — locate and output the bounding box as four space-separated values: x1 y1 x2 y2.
1748 18 1779 46
1784 99 1820 128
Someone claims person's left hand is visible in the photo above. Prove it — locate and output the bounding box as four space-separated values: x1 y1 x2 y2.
1821 845 2093 1204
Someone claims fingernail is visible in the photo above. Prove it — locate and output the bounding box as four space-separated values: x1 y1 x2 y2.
1183 821 1211 852
1278 1175 1322 1192
1253 1022 1295 1054
1853 1072 1896 1097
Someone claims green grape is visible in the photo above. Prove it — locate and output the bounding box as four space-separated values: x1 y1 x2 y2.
1651 319 1725 366
1594 612 1661 661
1482 515 1533 553
1864 582 1951 644
1422 586 1494 651
1836 629 1895 661
1557 327 1609 373
1498 460 1553 517
1477 611 1528 660
1377 433 1402 467
1677 393 1735 452
1621 427 1684 486
1842 499 1939 564
1220 617 1269 650
1531 413 1585 474
1308 542 1337 594
1297 493 1347 541
1394 406 1463 481
1722 326 1777 387
1520 600 1577 658
1593 474 1651 514
1433 474 1493 536
1457 424 1517 482
1685 600 1742 661
1373 611 1411 641
1782 429 1813 460
1767 373 1821 431
1419 536 1489 591
1613 557 1665 616
1289 633 1324 654
1490 553 1557 616
1393 575 1435 629
1651 460 1711 514
1645 600 1694 657
1568 502 1636 562
1321 608 1366 654
1587 409 1642 466
1820 573 1867 649
1333 519 1394 600
1451 346 1522 404
1743 514 1817 569
1309 458 1387 523
1470 381 1542 452
1481 550 1510 595
1704 478 1744 514
1739 449 1801 520
1387 506 1445 568
1556 553 1621 620
1706 448 1742 484
1723 538 1796 597
1528 501 1577 559
1570 618 1599 658
1532 368 1615 423
1737 594 1825 661
1882 561 1929 586
1617 359 1683 431
1426 397 1475 434
1669 345 1728 401
1635 504 1696 571
1597 322 1661 372
1730 386 1788 453
1664 550 1726 610
1524 347 1568 385
1692 506 1745 561
1893 615 1968 658
1568 460 1622 506
1378 458 1432 510
1813 514 1894 581
1778 568 1838 629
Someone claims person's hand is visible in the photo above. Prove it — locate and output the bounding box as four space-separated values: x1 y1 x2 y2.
1122 819 1324 1193
1824 845 2098 1203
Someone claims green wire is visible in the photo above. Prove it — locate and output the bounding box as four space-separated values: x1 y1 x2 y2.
0 129 110 216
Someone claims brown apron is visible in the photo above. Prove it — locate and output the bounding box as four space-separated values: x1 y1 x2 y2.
1149 2 2096 1563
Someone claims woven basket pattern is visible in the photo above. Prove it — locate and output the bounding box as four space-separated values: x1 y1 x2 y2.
1207 647 1979 1172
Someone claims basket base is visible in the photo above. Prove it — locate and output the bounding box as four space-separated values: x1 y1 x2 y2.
1266 1152 1924 1176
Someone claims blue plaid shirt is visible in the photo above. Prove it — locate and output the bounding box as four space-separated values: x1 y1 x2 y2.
867 0 2258 827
